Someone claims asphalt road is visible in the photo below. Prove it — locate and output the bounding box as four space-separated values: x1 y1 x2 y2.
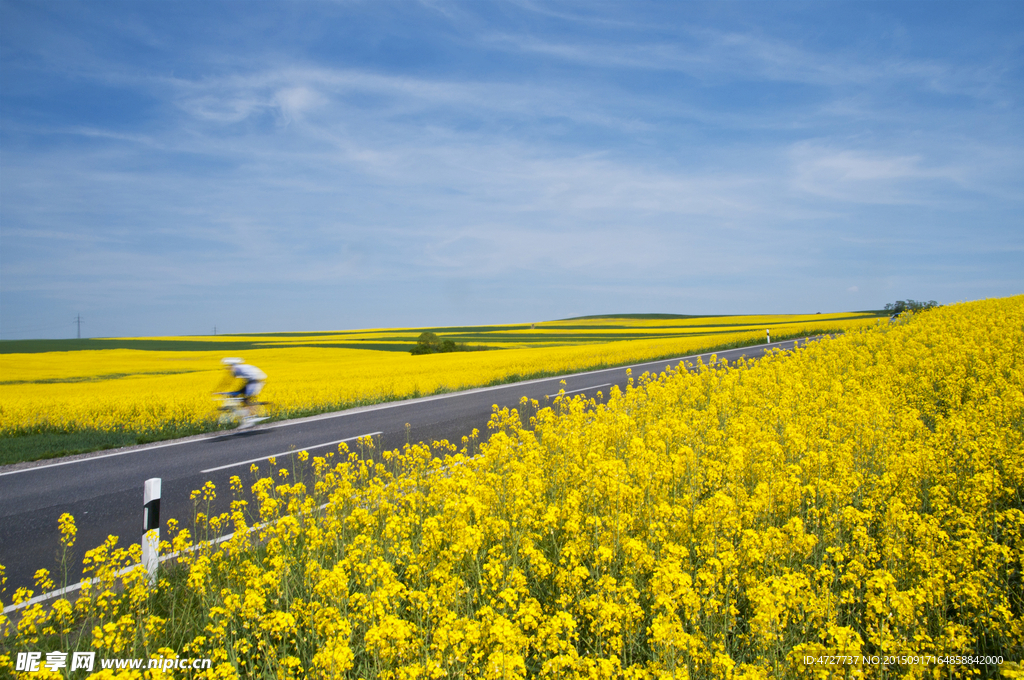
0 338 809 597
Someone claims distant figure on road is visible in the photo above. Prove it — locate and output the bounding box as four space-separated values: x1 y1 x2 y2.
218 358 267 427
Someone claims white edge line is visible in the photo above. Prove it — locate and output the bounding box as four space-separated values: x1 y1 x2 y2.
0 437 220 478
3 498 339 616
1 338 813 478
3 520 267 615
1 337 818 617
545 383 613 399
8 452 489 615
3 453 461 616
200 432 382 474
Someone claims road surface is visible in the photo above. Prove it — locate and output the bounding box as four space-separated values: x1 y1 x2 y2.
0 338 808 597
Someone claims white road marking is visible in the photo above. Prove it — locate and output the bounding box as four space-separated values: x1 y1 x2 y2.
0 437 221 478
2 498 337 616
1 337 815 478
200 431 383 473
545 383 612 399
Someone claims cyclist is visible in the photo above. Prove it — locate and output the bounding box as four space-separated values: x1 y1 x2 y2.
217 357 267 427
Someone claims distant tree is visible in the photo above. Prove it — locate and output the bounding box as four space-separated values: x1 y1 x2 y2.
884 299 939 316
411 332 441 355
411 332 471 355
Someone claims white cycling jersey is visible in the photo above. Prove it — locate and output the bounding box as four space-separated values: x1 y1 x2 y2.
231 363 267 382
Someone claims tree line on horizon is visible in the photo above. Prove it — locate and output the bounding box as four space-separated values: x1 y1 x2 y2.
885 299 939 316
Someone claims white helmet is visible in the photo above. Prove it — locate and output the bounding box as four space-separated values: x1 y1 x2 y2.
221 357 243 365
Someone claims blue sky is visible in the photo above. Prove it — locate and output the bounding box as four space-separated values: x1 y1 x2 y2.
1 1 1021 339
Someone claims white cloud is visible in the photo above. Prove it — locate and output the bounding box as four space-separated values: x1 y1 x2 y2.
789 143 966 205
3 2 1021 337
273 86 324 122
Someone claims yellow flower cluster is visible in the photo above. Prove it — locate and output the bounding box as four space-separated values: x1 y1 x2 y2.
0 313 875 442
3 297 1021 678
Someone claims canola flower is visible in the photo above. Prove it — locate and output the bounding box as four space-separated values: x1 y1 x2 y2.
2 297 1021 678
0 314 875 448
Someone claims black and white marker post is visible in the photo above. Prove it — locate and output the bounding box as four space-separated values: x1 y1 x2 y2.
142 478 161 585
766 328 770 344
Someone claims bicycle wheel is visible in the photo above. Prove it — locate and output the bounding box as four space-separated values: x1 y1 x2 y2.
217 399 243 427
249 401 271 419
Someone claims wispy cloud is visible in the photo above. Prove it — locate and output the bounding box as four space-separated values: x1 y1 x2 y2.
789 143 966 205
1 1 1021 337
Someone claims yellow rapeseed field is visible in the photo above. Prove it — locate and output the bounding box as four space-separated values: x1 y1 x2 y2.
0 313 876 444
2 296 1021 678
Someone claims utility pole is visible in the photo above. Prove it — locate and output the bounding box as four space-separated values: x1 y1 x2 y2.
75 314 83 339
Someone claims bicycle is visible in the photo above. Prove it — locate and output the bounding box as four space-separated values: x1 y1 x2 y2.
214 392 271 429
